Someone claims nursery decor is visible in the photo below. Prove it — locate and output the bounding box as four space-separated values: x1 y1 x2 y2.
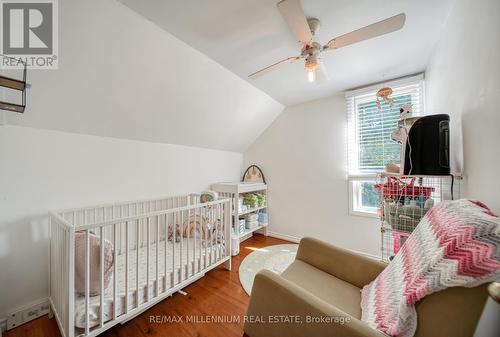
200 190 218 203
361 199 500 337
399 103 413 119
376 87 394 109
239 244 298 295
242 165 266 184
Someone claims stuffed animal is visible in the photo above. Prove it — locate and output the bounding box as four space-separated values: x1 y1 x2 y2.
399 103 413 119
391 127 407 143
167 223 181 242
168 215 224 246
385 162 400 173
200 190 218 203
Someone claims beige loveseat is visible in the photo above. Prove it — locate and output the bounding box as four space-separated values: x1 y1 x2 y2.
244 237 488 337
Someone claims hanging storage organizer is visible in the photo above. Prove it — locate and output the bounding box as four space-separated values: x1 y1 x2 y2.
0 56 29 113
376 173 461 262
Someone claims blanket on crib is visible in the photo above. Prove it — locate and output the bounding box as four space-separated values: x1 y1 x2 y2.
361 199 500 337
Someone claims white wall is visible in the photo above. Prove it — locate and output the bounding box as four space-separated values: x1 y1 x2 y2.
0 125 242 318
0 0 282 318
4 0 284 152
244 94 380 256
425 0 500 212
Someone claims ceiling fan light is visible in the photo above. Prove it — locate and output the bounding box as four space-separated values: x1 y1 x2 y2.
304 56 318 71
307 69 316 83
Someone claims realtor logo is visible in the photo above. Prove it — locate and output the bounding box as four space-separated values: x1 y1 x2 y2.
0 0 58 69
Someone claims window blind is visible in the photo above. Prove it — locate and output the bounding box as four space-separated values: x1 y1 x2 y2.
346 75 425 175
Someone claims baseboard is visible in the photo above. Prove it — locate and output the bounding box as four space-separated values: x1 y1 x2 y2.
267 231 300 243
6 297 49 330
0 318 7 335
266 231 381 260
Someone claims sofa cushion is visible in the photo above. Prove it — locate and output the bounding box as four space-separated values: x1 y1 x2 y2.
281 260 362 318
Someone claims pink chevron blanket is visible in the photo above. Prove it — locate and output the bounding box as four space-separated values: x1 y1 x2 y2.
361 199 500 337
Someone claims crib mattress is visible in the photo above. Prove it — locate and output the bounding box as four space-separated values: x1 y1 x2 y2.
74 238 224 329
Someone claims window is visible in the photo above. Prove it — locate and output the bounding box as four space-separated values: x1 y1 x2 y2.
346 75 425 216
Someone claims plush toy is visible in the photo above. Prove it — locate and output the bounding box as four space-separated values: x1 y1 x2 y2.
385 162 400 173
200 190 218 203
399 103 413 119
391 127 407 143
387 104 414 174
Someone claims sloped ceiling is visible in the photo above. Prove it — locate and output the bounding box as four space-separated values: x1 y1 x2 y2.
121 0 453 106
4 0 284 153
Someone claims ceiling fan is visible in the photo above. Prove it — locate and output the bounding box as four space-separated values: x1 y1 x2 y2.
248 0 406 83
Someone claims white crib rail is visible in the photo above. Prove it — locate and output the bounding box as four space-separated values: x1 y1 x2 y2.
49 195 231 337
49 211 74 337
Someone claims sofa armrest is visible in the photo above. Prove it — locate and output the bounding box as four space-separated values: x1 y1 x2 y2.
244 270 385 337
296 237 386 288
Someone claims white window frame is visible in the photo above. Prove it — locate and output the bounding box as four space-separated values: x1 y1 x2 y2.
346 74 425 217
348 176 379 218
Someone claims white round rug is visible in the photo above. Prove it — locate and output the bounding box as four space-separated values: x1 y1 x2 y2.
239 244 298 295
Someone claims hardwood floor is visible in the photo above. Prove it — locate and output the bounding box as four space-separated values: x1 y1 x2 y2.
5 234 290 337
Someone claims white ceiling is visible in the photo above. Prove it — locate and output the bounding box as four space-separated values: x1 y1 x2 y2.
121 0 453 106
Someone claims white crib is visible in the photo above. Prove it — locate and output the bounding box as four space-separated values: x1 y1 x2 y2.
49 194 232 337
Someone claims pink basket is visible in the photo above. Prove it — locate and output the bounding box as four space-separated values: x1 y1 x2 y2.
375 177 434 198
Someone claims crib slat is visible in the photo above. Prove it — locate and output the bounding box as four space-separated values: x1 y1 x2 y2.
198 207 202 271
156 215 160 297
112 222 117 320
172 212 175 286
164 214 167 292
180 209 184 282
194 207 197 274
209 207 213 265
216 204 219 261
136 220 140 308
204 207 208 269
85 230 90 335
219 203 222 260
68 225 75 337
99 226 104 328
54 220 58 324
187 207 190 278
125 221 129 314
147 217 151 302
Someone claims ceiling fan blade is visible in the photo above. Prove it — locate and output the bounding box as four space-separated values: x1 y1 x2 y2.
248 56 302 79
277 0 313 45
314 61 329 84
324 13 406 50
